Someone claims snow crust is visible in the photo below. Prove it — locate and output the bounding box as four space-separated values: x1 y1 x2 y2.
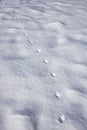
0 0 87 130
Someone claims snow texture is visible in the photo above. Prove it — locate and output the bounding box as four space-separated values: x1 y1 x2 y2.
0 0 87 130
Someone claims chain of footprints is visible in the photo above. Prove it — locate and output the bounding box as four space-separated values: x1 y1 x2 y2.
14 17 65 124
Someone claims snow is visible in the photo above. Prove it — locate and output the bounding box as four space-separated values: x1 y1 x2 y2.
37 48 42 53
0 0 87 130
51 72 56 77
55 92 61 99
59 114 65 123
43 59 48 64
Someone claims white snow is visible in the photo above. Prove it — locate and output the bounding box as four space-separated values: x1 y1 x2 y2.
43 59 48 64
37 49 42 53
51 72 56 77
0 0 87 130
59 114 65 123
55 92 61 99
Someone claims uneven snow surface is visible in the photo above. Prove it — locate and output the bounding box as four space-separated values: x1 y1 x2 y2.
0 0 87 130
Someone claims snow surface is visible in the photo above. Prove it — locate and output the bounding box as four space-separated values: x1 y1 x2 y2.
0 0 87 130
